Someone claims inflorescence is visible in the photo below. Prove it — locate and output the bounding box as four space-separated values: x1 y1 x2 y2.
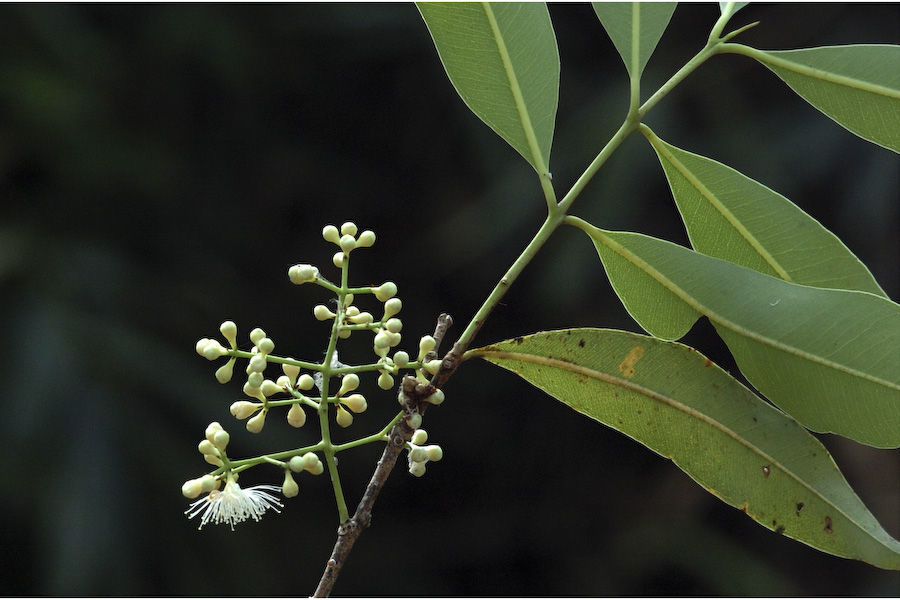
183 222 444 530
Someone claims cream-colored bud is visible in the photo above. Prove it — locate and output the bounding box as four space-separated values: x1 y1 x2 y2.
383 297 402 318
356 230 375 247
385 318 402 334
287 403 306 427
340 221 358 236
288 455 305 473
249 327 266 345
288 264 318 285
374 344 388 359
246 409 267 433
411 429 428 445
282 471 299 498
393 351 410 367
199 475 218 493
202 340 228 360
424 360 442 376
248 354 267 373
373 331 391 350
425 389 445 405
386 331 402 347
342 393 367 413
409 461 426 477
336 405 353 428
314 305 335 321
276 375 291 389
182 478 203 499
205 422 223 443
195 338 211 356
344 293 354 306
338 328 352 339
215 358 235 384
257 337 275 355
345 305 360 318
282 361 300 385
348 311 374 324
297 374 315 390
213 429 230 452
409 447 428 463
373 281 397 302
332 252 345 268
219 321 237 347
322 225 340 243
230 400 261 420
261 379 283 397
204 454 224 467
304 453 324 475
407 412 422 430
426 445 443 462
198 439 217 456
339 234 357 253
338 373 360 395
246 371 264 389
418 335 436 359
377 372 394 390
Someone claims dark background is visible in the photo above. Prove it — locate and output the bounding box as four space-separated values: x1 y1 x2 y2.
1 3 898 596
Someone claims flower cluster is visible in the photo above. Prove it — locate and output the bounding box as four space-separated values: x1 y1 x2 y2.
407 429 443 477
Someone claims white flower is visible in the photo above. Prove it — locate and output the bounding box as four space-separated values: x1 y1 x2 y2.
185 474 283 530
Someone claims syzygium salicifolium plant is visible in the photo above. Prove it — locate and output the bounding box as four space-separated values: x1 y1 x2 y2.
183 3 899 594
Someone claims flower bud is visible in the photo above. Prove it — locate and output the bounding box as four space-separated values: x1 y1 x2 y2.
230 400 261 420
336 405 353 428
257 337 275 355
356 230 376 247
249 327 266 346
418 335 436 359
426 445 443 462
282 471 299 498
407 412 422 430
411 429 428 445
342 393 367 413
213 429 230 452
248 354 267 373
425 389 445 405
219 321 237 347
202 340 228 360
246 409 267 433
338 373 360 395
287 403 306 427
373 331 391 350
195 338 210 356
314 305 335 321
304 453 324 475
215 358 235 384
276 375 291 389
409 447 428 462
383 297 402 318
377 372 394 390
182 478 203 499
385 318 402 334
393 351 410 368
340 221 358 236
205 422 223 443
424 360 442 376
373 281 397 302
332 252 345 268
339 234 357 253
199 474 218 493
348 311 373 324
345 305 360 318
204 454 224 467
288 264 318 285
198 439 217 456
282 361 300 385
288 455 305 473
297 374 315 390
386 331 402 347
409 461 426 477
260 379 283 397
322 225 340 243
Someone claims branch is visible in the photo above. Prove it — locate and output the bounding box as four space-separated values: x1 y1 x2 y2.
313 313 455 597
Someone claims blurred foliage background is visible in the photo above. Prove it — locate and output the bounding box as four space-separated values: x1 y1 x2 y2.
0 3 898 596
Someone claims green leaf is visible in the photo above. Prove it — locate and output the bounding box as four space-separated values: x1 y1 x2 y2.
742 44 900 153
641 126 887 297
417 2 559 173
471 329 900 569
592 2 677 79
578 223 900 448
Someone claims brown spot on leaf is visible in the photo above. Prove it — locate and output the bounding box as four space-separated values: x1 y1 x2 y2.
578 339 585 348
762 465 770 478
513 336 524 345
774 524 785 535
824 516 833 534
740 502 749 514
618 346 644 378
795 502 804 516
704 358 713 368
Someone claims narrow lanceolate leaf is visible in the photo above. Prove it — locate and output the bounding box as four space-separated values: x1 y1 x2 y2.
418 2 559 173
592 2 677 79
471 329 900 569
732 44 900 153
641 126 887 297
579 224 900 448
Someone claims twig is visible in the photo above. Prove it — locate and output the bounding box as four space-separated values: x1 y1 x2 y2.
313 313 455 597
